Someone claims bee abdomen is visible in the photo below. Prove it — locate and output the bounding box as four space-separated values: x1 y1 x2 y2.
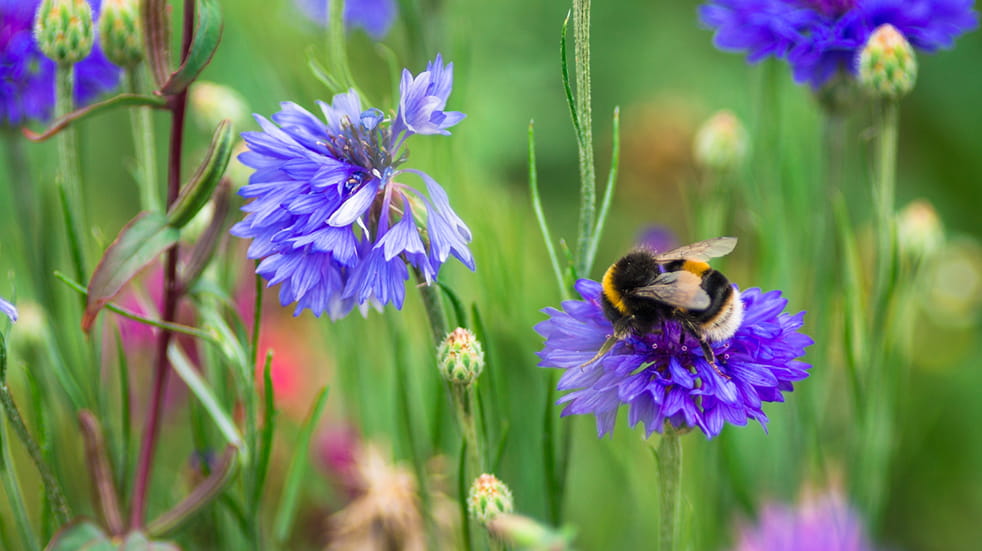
699 287 744 342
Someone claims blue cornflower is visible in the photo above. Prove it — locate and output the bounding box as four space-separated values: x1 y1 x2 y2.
0 0 120 125
536 280 812 438
730 488 878 551
294 0 398 40
0 296 17 322
232 55 471 319
699 0 978 88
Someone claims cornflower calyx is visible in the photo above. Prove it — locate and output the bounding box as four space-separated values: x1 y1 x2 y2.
467 474 514 524
97 0 142 67
858 24 917 98
34 0 94 65
437 328 485 386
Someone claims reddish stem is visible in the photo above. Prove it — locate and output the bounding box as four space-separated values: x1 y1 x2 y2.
128 0 195 529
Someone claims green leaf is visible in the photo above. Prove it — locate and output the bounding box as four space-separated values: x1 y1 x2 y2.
158 0 223 95
274 387 329 543
142 0 171 87
83 212 180 332
167 120 233 228
147 446 237 537
168 344 245 454
23 94 167 142
306 49 342 95
44 521 112 551
560 10 580 143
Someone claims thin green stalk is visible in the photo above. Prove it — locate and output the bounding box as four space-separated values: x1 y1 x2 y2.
0 384 72 524
326 0 357 93
572 0 596 278
0 416 39 551
2 132 49 307
584 106 620 271
654 431 682 551
417 273 449 346
872 100 899 320
528 121 567 299
54 63 87 284
126 68 161 212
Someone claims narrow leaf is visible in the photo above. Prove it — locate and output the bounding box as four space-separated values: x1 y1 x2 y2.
146 446 237 537
560 10 581 143
167 345 244 453
23 94 167 142
179 179 231 291
274 387 329 543
78 411 124 536
307 50 342 95
528 121 567 299
83 212 180 332
43 522 112 551
585 106 621 270
158 0 223 95
142 0 171 87
167 121 233 228
250 351 276 510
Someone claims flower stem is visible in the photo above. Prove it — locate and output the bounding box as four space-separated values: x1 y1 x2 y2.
655 431 682 551
873 100 899 315
0 384 72 524
126 67 161 212
54 63 87 286
416 274 449 346
129 0 195 529
572 0 596 279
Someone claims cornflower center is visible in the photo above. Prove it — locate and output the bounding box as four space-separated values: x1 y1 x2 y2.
801 0 856 16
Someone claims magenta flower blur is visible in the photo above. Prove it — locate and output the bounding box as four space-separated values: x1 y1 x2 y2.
0 0 120 125
232 54 471 319
294 0 397 40
0 296 17 322
698 0 978 88
536 280 812 438
731 489 877 551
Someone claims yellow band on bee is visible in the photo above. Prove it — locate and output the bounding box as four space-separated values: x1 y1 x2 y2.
602 265 628 314
681 260 710 276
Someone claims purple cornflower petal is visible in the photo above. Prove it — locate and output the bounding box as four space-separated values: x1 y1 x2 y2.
699 0 978 88
232 56 472 319
294 0 398 40
0 296 17 322
536 280 812 439
731 489 878 551
392 53 467 142
0 0 120 126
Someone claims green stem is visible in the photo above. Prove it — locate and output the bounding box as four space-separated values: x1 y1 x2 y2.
327 0 356 92
0 384 72 524
126 68 161 212
655 431 682 551
572 0 596 278
873 100 899 318
55 63 87 284
0 416 39 551
417 274 449 346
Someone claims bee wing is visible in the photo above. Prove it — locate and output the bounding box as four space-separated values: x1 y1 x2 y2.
653 236 738 261
632 270 711 310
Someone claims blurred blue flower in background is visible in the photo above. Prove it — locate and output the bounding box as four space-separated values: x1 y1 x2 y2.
0 0 120 125
730 488 878 551
698 0 978 88
0 296 17 322
294 0 398 40
536 280 812 438
232 55 471 319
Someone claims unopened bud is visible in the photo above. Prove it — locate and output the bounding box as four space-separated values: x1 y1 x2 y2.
486 513 576 551
437 328 484 386
34 0 95 65
693 110 748 171
858 24 917 98
467 474 513 524
897 199 943 264
191 82 251 133
97 0 143 67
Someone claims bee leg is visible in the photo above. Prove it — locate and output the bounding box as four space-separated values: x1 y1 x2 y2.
698 337 730 380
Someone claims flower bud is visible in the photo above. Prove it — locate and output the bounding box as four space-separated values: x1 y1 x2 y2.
190 82 251 133
692 110 748 171
467 473 514 524
0 297 19 323
34 0 95 65
97 0 143 67
437 328 484 386
897 199 943 265
858 24 917 98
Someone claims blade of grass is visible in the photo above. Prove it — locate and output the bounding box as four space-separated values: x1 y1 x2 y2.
167 344 244 453
273 386 329 544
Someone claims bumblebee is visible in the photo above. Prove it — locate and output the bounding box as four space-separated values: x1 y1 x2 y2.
591 236 744 370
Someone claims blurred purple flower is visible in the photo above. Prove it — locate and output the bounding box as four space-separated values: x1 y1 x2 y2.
232 55 471 319
0 296 17 322
0 0 120 125
636 226 678 253
294 0 397 40
698 0 978 88
536 280 812 438
731 489 878 551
